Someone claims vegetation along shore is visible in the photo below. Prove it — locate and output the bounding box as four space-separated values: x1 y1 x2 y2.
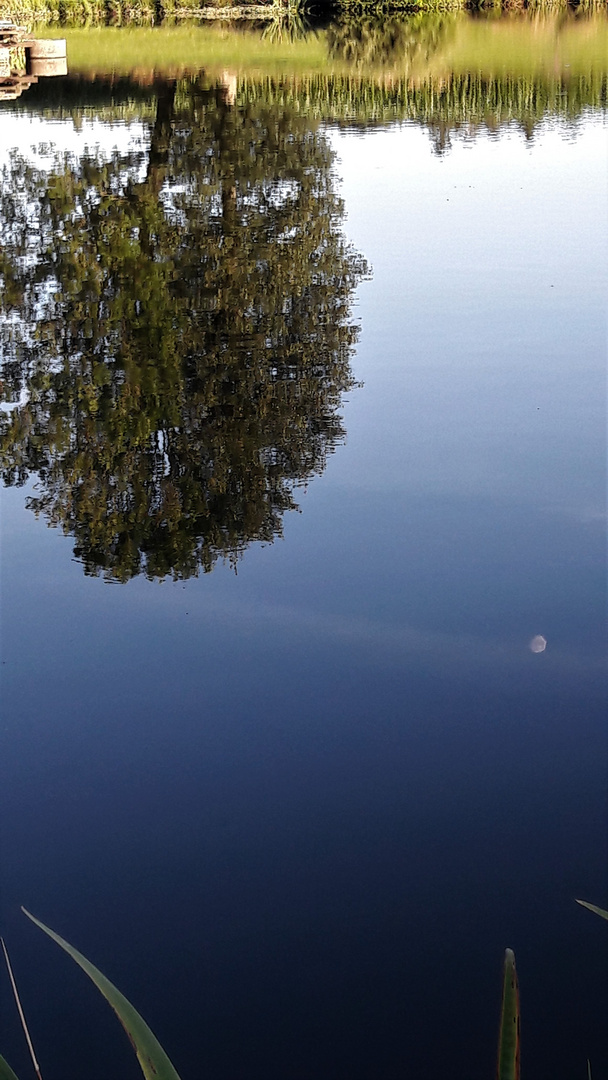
0 0 606 26
7 8 606 131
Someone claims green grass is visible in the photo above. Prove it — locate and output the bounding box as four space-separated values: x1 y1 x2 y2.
19 8 608 80
7 8 605 132
1 0 606 22
0 0 282 25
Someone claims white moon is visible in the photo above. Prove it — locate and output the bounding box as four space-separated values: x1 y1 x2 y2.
529 635 547 653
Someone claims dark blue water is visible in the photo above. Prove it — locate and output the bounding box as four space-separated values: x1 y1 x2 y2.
1 79 607 1080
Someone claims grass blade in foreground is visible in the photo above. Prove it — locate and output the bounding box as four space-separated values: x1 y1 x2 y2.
576 900 608 922
497 948 520 1080
22 908 182 1080
1 938 43 1080
0 1056 21 1080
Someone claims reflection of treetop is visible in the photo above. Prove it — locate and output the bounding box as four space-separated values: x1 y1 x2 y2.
0 80 368 583
327 14 455 71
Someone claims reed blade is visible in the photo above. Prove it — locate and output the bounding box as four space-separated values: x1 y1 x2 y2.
21 909 182 1080
0 1056 21 1080
576 900 608 922
496 948 520 1080
1 939 42 1080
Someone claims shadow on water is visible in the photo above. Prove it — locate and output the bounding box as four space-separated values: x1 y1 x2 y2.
0 80 368 581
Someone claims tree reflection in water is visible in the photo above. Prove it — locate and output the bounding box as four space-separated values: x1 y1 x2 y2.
0 80 368 582
327 13 456 71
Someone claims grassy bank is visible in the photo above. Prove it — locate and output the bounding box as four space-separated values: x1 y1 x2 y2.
3 4 606 136
8 10 606 137
20 9 608 80
1 0 606 25
0 0 287 25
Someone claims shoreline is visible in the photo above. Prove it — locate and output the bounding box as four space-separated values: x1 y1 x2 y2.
1 0 604 27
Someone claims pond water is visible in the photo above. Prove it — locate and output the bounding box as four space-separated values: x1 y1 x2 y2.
1 10 607 1080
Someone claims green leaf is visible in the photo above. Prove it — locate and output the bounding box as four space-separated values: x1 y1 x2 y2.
576 900 608 922
22 908 182 1080
0 1055 21 1080
497 948 520 1080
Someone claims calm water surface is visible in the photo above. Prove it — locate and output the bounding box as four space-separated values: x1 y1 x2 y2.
1 12 607 1080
